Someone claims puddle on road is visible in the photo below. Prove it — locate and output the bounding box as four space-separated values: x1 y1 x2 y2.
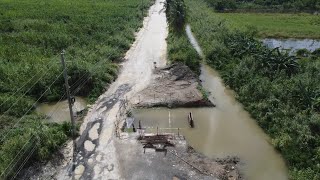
132 65 288 180
262 38 320 54
36 97 87 123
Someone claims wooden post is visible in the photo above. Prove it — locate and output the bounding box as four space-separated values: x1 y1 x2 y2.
188 112 194 128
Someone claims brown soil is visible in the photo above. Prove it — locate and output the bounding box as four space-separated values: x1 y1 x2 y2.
115 132 242 180
182 146 242 180
131 63 214 108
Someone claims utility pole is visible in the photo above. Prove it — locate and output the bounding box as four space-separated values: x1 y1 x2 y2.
60 50 76 179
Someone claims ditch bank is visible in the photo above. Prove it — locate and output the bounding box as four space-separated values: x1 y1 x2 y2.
131 63 214 108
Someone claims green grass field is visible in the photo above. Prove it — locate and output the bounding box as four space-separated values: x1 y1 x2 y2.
0 0 151 178
216 12 320 39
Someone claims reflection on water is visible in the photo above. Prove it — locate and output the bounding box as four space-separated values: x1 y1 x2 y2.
262 38 320 54
36 97 87 123
133 65 288 180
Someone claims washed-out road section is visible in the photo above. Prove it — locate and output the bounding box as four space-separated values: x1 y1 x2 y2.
70 0 168 179
30 0 168 179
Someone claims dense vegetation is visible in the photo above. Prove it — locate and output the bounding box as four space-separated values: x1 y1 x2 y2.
185 0 320 179
205 0 320 12
0 0 151 178
165 0 201 73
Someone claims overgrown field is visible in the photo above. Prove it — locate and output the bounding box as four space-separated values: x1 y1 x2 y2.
183 0 319 179
0 0 152 178
215 12 320 39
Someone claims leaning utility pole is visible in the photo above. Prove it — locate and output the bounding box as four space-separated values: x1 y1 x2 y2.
60 50 77 179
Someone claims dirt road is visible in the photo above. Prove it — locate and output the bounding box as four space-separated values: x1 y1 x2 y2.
63 0 168 179
20 0 240 179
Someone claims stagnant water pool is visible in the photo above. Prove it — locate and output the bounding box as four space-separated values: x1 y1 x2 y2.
132 65 288 180
36 96 87 123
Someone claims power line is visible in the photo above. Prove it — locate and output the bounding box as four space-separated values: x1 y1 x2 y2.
0 71 64 142
0 55 61 118
0 135 35 178
0 2 152 178
0 98 69 179
68 50 117 92
0 69 68 178
11 144 37 180
0 54 60 108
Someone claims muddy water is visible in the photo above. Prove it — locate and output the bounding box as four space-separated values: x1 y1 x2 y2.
133 66 288 179
262 38 320 54
36 97 87 123
133 25 289 179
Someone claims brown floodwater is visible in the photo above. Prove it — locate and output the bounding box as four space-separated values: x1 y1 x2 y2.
133 64 288 180
36 97 87 123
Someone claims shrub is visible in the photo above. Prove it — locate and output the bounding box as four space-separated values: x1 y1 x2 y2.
165 0 187 32
296 48 311 57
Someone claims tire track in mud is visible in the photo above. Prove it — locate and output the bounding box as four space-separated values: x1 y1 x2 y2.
72 84 132 180
30 0 168 178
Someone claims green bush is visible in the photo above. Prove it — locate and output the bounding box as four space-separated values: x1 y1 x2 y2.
165 0 187 32
0 115 73 178
167 30 201 73
296 49 311 57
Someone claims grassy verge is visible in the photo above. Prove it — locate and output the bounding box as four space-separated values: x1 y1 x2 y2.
165 0 201 74
0 0 152 177
215 12 320 39
186 0 320 179
167 30 201 74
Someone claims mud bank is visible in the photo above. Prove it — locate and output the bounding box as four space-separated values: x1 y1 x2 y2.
184 147 242 180
132 63 214 108
116 132 242 180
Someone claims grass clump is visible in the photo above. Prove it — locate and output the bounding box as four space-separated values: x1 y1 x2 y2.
165 0 201 74
0 115 73 179
186 0 320 179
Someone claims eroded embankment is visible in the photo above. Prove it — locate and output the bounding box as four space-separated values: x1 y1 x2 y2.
182 3 288 178
115 131 242 180
132 63 214 108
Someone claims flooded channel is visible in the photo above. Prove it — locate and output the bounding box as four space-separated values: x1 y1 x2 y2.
132 24 288 179
133 65 288 179
262 38 320 54
36 97 87 123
